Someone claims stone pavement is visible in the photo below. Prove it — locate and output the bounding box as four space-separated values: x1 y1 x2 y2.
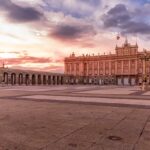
0 85 150 150
19 94 150 108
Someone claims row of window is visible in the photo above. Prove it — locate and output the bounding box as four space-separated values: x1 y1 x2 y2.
66 60 145 72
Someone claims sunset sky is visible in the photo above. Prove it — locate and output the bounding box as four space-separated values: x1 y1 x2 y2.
0 0 150 72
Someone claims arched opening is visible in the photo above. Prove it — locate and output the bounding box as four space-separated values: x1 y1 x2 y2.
48 76 51 85
11 73 16 85
3 72 8 84
57 76 59 85
43 75 46 85
25 74 30 85
32 74 36 85
60 76 63 85
19 73 23 85
52 76 55 85
38 75 41 85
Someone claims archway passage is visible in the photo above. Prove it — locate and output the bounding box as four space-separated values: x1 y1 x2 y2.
32 74 36 85
43 75 46 85
25 74 30 85
60 76 63 85
57 76 59 85
11 73 16 85
48 76 51 85
38 75 41 85
52 76 55 85
3 72 8 84
19 73 23 85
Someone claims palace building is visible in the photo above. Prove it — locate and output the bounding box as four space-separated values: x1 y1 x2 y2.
64 40 150 85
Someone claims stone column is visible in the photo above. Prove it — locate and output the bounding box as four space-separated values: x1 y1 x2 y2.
87 62 89 77
121 60 124 75
15 74 19 85
141 59 147 91
98 61 100 76
143 60 146 76
73 63 76 76
103 61 105 75
64 63 67 74
91 62 93 76
8 74 11 85
109 60 111 75
0 73 3 84
129 60 131 75
135 59 138 74
74 63 76 76
115 61 117 74
79 62 83 76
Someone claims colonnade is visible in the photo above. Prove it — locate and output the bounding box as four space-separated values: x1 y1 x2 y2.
65 76 117 85
65 75 140 85
2 72 64 85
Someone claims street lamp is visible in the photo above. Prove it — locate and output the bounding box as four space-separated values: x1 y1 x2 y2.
140 49 150 91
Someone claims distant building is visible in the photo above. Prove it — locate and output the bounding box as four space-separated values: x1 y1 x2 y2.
64 40 150 85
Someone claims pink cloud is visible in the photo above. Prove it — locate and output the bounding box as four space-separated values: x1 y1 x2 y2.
2 56 52 65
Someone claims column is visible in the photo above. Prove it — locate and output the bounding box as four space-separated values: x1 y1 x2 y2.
91 62 93 76
46 76 48 85
87 62 89 76
143 59 146 76
121 60 123 75
115 60 117 74
121 60 124 85
97 61 100 76
135 59 138 74
103 61 105 75
80 62 83 76
16 74 19 85
29 74 32 85
73 63 75 76
74 63 76 76
0 72 4 84
109 60 111 75
129 60 131 75
9 73 12 85
128 60 131 85
64 63 67 74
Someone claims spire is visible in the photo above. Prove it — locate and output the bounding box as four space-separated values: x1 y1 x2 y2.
135 41 138 48
125 36 128 45
135 34 138 47
124 36 129 47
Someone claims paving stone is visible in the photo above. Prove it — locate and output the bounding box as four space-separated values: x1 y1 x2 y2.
44 119 122 150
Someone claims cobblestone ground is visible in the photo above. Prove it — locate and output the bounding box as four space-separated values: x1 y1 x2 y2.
0 85 150 150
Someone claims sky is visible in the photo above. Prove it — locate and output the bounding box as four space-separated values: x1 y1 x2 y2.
0 0 150 72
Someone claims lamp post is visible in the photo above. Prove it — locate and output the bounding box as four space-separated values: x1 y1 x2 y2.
140 49 150 91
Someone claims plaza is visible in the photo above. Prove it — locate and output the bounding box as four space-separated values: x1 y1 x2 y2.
0 85 150 150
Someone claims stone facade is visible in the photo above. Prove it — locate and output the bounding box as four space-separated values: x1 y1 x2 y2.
64 40 150 85
0 68 65 86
